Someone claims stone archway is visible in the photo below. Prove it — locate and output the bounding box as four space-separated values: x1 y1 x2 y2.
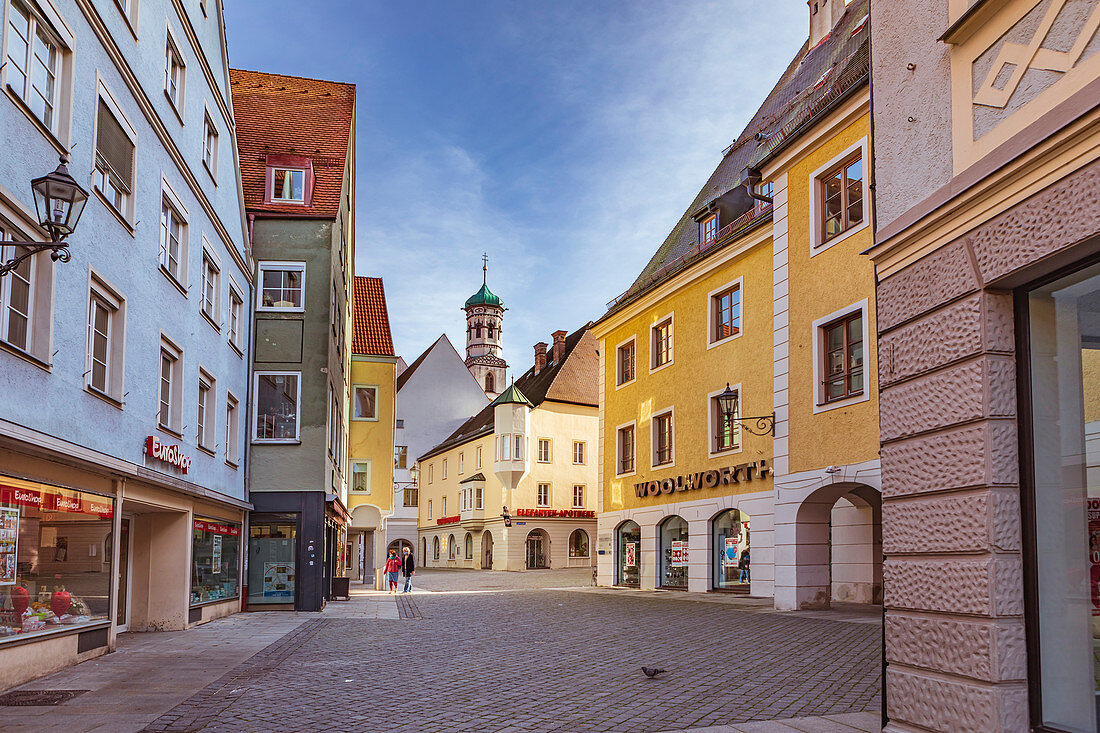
773 481 881 611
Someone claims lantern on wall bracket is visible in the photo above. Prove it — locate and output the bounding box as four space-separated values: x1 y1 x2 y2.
717 382 776 437
0 155 89 278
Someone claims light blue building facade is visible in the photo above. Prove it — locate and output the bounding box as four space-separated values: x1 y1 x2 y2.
0 0 250 686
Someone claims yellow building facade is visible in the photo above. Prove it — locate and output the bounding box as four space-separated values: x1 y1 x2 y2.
595 0 881 608
345 277 399 581
417 328 599 571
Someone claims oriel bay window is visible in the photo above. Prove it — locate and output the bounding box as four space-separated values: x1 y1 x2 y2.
821 311 864 403
819 153 864 243
254 372 300 442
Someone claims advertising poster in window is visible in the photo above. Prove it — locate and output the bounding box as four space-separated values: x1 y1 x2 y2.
212 534 222 573
671 540 687 567
1089 499 1100 616
624 542 636 568
723 537 739 568
262 562 294 598
0 507 17 586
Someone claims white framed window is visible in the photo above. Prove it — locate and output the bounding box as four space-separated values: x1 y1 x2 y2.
651 407 675 467
427 499 433 520
537 483 550 508
271 167 306 202
197 370 215 450
461 488 468 511
5 0 62 131
94 96 135 221
442 459 448 479
537 438 551 463
812 299 870 414
501 434 511 461
0 239 33 353
513 435 523 461
394 446 408 469
573 485 585 508
476 446 482 469
353 385 378 420
615 336 636 387
428 463 433 484
572 441 586 465
459 453 464 474
258 261 305 311
475 487 483 510
202 112 218 178
651 314 674 371
708 384 742 457
200 248 219 323
810 137 871 253
227 283 244 353
158 336 182 433
327 383 338 457
442 497 447 515
616 421 636 476
164 29 185 113
707 277 743 348
86 274 124 401
159 196 186 285
225 392 240 466
351 461 371 493
253 371 300 442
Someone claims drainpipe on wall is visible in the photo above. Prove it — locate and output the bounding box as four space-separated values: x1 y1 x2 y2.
741 166 774 204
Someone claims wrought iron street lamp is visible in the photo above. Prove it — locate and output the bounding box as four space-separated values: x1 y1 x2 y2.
717 382 776 437
0 155 89 278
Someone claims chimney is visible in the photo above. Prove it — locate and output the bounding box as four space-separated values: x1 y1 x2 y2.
534 342 548 373
551 330 567 364
808 0 844 49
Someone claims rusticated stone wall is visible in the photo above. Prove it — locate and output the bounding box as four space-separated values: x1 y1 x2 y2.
876 157 1100 732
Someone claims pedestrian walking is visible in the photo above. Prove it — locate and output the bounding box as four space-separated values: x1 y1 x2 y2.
401 546 415 593
384 549 401 594
738 548 751 584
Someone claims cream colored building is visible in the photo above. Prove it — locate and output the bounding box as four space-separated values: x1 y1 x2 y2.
418 327 599 571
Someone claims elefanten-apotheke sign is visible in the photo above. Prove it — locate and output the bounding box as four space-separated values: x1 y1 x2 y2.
633 459 770 498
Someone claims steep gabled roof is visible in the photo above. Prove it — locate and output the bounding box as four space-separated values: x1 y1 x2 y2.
418 324 597 462
352 276 394 356
396 334 480 393
605 0 869 316
229 68 355 219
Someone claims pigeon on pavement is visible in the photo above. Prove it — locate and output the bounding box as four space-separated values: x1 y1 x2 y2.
641 667 667 678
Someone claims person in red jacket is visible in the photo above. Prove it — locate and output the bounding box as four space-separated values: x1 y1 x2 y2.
384 549 402 594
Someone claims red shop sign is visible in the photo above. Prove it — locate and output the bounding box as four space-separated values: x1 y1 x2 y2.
145 436 192 474
193 520 241 536
0 483 114 518
515 509 595 519
436 515 461 525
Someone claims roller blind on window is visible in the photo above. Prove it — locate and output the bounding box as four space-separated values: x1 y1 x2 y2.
96 100 133 189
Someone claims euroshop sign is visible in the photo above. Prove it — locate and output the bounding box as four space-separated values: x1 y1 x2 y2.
145 436 192 474
632 459 770 498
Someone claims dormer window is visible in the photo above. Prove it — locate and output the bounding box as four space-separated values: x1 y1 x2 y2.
271 168 306 202
701 214 717 245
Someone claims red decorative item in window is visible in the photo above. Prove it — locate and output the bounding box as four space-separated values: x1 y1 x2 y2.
51 588 71 617
11 585 29 616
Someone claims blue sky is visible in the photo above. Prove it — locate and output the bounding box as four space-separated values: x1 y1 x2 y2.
224 1 807 371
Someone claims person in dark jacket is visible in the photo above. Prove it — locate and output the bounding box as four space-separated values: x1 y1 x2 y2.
401 546 415 593
738 548 751 583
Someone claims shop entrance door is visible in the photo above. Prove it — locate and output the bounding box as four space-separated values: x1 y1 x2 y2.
115 516 132 630
525 531 547 569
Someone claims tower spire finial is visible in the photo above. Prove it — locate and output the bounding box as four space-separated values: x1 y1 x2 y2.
482 252 488 284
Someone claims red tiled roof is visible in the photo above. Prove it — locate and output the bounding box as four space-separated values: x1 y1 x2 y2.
229 68 355 219
352 276 395 356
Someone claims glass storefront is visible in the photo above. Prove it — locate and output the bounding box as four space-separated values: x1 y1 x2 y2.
247 514 296 606
1025 260 1100 731
190 519 241 606
0 476 114 641
616 521 640 587
713 509 750 590
568 529 589 558
659 515 688 589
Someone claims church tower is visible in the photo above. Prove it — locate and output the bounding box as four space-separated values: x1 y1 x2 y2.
464 256 507 399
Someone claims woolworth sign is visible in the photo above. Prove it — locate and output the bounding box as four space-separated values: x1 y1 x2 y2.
633 459 770 498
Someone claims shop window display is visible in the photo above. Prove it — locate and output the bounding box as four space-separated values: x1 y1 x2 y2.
712 509 750 590
659 515 689 589
190 519 241 606
616 520 640 587
568 529 589 558
1023 261 1100 731
0 476 114 641
247 514 296 606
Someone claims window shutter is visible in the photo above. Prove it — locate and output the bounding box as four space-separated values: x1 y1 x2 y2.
96 101 134 188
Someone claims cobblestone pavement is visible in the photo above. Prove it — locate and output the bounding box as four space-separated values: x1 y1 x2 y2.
409 566 596 592
141 589 880 733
